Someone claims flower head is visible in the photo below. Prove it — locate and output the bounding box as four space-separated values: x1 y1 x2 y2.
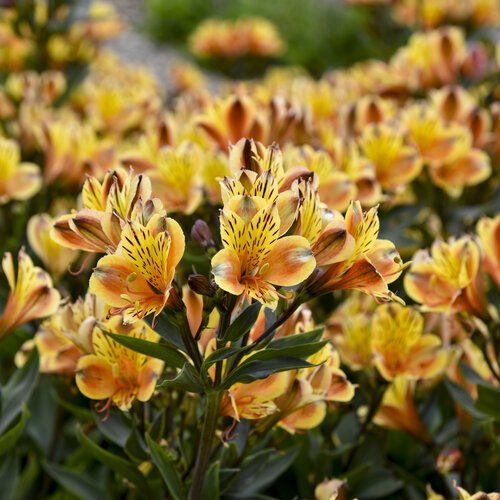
0 249 60 338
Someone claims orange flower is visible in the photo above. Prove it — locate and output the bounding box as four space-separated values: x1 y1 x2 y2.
0 249 60 339
27 214 78 279
212 195 315 310
404 237 487 317
89 213 185 323
0 137 41 204
477 215 500 288
76 317 164 412
371 303 447 381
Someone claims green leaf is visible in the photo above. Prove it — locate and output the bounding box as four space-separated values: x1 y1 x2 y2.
221 357 316 390
444 377 487 419
201 460 220 499
267 328 324 349
0 349 39 434
144 312 186 352
76 426 152 494
224 303 262 342
0 453 18 500
103 330 186 369
125 425 150 462
0 405 29 456
146 434 184 500
42 461 109 500
95 410 130 447
246 340 327 363
158 362 205 393
227 447 298 495
475 383 500 420
201 346 245 373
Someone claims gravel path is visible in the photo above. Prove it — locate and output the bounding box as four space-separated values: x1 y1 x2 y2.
106 0 223 93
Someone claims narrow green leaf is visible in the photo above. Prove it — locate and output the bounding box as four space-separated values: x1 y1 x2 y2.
444 378 487 419
227 447 298 495
0 349 39 434
125 425 150 462
224 303 262 342
146 434 184 500
221 358 316 390
267 328 324 350
0 405 29 456
475 383 500 420
158 362 204 393
247 340 327 363
95 411 130 447
42 461 109 500
0 453 18 500
103 330 186 369
201 460 220 499
145 311 186 352
76 426 152 494
201 346 245 373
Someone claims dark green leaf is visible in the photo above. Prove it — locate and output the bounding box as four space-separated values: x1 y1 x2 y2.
95 410 130 447
227 447 298 495
201 346 245 372
221 358 317 390
144 312 186 352
224 303 262 342
146 434 184 500
459 361 488 385
444 377 487 419
158 362 205 393
76 426 152 494
267 328 324 350
0 405 29 456
246 340 327 363
125 425 150 463
42 461 109 500
475 383 500 420
0 453 18 500
348 467 403 499
103 330 186 369
0 349 39 434
201 460 220 499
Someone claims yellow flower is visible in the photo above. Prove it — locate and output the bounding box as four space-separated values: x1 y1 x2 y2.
374 376 432 444
27 214 78 279
307 200 405 302
76 317 164 412
477 215 500 288
0 137 41 204
358 123 423 191
212 194 316 310
16 293 105 374
0 249 60 339
89 213 185 323
314 478 347 500
372 303 447 381
52 168 152 253
404 237 487 317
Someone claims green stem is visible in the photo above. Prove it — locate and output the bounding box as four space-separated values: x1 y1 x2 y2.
187 390 223 500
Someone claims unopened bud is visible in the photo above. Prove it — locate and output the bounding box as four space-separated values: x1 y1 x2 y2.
191 220 215 250
188 274 217 297
315 478 347 500
437 448 463 475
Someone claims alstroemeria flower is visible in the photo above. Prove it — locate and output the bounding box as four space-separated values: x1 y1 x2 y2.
477 215 500 288
358 123 423 191
374 376 432 444
0 249 61 339
212 195 316 310
404 237 487 317
372 303 447 381
0 137 41 204
277 344 355 433
76 317 164 412
52 168 152 254
305 200 405 302
89 213 185 323
15 293 105 374
27 214 78 279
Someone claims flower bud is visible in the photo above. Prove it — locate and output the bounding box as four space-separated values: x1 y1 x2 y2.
188 274 217 297
437 448 463 475
191 220 215 250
